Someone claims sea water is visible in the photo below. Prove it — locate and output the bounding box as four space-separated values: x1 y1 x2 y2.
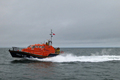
0 48 120 80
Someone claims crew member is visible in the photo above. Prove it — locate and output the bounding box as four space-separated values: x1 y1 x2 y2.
46 42 48 45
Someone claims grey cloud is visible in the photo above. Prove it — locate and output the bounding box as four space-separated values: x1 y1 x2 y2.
0 0 120 47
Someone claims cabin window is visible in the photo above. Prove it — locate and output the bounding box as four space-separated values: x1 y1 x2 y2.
32 46 35 48
36 46 38 48
39 46 41 48
42 46 44 48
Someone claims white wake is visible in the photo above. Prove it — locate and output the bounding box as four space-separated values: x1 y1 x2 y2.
28 53 120 62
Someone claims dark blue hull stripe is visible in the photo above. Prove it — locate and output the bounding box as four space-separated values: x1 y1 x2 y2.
9 50 59 59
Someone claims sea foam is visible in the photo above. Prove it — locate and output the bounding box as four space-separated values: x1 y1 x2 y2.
28 53 120 63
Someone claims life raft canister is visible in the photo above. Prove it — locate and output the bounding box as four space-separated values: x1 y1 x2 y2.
55 47 60 54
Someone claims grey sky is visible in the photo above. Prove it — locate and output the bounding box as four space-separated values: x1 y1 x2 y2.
0 0 120 47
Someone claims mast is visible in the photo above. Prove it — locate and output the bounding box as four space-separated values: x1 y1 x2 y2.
49 29 55 45
51 29 53 41
50 29 53 45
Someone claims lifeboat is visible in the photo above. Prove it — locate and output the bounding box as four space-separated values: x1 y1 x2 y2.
9 30 61 59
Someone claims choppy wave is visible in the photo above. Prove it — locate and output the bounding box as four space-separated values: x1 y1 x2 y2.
27 53 120 62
